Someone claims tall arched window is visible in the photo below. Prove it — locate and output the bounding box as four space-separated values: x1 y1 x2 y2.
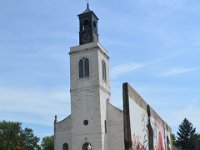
79 57 89 78
102 60 107 81
63 143 68 150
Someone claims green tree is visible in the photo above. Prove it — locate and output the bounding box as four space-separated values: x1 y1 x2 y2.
193 133 200 150
41 135 54 150
19 128 41 150
0 120 40 150
177 118 196 150
171 133 177 146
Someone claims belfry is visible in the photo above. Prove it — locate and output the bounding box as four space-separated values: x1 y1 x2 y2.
78 3 99 45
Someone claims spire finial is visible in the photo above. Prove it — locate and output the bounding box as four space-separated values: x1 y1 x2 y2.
87 2 89 10
86 0 90 8
83 0 91 13
54 115 57 124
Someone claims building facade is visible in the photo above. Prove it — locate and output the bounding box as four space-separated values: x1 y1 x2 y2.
54 4 125 150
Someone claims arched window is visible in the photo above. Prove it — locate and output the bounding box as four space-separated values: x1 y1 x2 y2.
82 143 92 150
79 57 89 78
63 143 68 150
82 19 90 31
102 60 107 81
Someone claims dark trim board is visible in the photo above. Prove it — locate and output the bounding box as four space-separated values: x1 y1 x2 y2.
123 83 132 150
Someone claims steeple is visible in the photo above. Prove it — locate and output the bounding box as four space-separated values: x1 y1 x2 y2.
78 3 99 45
83 3 91 13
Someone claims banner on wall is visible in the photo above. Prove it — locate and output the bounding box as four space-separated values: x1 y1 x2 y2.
123 83 172 150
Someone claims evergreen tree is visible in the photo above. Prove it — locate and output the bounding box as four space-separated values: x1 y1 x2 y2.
177 118 196 150
193 134 200 150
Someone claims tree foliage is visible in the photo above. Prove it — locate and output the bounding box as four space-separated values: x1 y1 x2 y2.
171 133 177 146
0 121 40 150
41 135 54 150
176 118 196 150
193 133 200 150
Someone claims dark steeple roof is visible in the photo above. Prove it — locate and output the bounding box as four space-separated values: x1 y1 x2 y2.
78 3 99 20
83 3 91 13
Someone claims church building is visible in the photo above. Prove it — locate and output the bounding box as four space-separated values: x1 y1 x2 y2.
54 4 125 150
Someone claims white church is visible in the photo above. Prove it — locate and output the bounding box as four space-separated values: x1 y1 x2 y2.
54 4 125 150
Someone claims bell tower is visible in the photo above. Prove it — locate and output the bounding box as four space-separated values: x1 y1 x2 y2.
69 3 110 150
78 3 99 45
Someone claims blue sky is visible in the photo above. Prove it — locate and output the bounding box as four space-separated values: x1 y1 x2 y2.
0 0 200 139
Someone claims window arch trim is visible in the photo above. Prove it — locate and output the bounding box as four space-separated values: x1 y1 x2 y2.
79 57 90 78
102 60 107 81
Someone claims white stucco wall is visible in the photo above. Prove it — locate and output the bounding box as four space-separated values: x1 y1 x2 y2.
69 42 110 150
54 42 125 150
107 103 125 150
54 102 125 150
54 115 72 150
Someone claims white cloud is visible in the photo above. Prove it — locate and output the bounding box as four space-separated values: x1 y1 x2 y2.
110 53 181 79
0 86 71 126
161 67 200 77
110 63 144 79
